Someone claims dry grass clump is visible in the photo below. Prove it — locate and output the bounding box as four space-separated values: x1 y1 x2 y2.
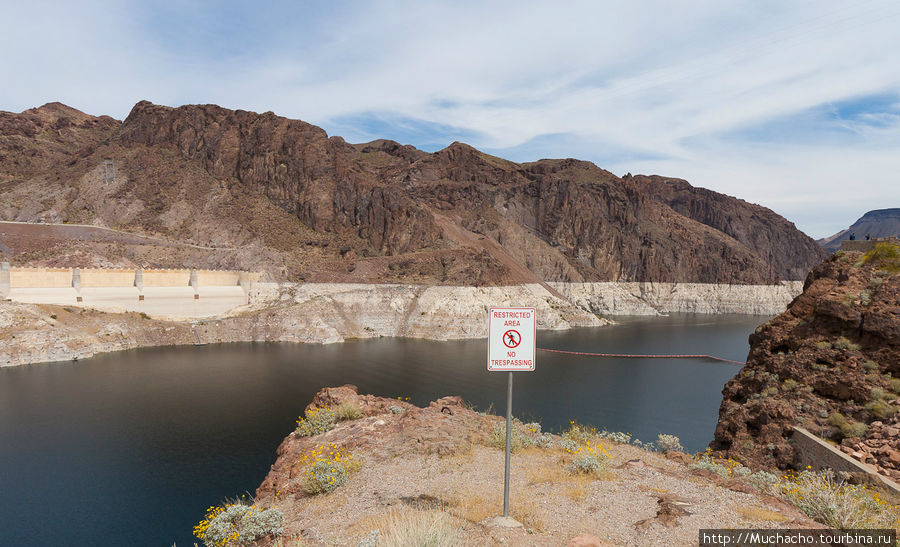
335 401 363 421
363 509 463 547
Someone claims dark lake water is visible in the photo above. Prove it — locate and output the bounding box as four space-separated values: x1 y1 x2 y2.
0 314 766 546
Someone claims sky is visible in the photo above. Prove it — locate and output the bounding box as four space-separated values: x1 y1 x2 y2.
2 1 899 239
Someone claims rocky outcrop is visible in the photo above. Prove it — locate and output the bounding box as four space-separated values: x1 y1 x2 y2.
711 243 900 473
1 101 825 285
244 385 819 546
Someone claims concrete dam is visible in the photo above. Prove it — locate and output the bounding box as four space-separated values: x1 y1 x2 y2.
0 264 261 320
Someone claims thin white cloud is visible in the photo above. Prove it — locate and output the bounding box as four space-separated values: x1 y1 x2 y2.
1 0 899 238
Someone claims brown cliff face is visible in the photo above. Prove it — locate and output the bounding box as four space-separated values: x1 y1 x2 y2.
1 100 826 284
711 243 900 474
634 176 829 280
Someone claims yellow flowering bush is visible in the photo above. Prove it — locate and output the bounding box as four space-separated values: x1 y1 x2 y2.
298 443 359 495
294 407 337 437
564 438 612 476
193 502 283 547
780 469 900 529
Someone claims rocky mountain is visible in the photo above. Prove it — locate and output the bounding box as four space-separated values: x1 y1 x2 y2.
711 242 900 475
819 209 900 252
0 101 828 284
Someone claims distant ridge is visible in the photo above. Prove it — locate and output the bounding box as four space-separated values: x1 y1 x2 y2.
818 208 900 252
0 100 828 284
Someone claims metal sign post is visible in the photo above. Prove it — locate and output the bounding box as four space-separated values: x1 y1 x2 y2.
487 307 536 519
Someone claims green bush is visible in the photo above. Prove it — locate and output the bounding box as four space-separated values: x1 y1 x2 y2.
828 412 847 427
863 360 880 372
834 337 861 351
866 400 897 420
816 341 832 350
294 407 337 437
782 379 800 391
859 242 900 273
840 420 868 439
889 377 900 393
870 387 887 401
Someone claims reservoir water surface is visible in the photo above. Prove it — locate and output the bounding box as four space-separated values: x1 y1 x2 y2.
0 313 766 546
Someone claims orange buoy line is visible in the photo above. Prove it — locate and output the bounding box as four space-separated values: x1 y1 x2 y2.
536 347 746 365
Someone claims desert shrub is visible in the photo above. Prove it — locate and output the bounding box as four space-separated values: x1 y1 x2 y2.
828 412 847 427
860 291 871 306
859 242 900 273
889 377 900 393
490 419 553 452
866 400 897 420
834 337 860 351
336 401 363 421
598 430 633 444
300 443 357 495
304 459 348 494
690 455 732 480
193 503 284 547
294 407 337 437
656 434 684 453
870 387 887 401
746 471 781 495
780 470 899 528
840 420 868 439
390 405 404 414
816 341 833 350
373 509 461 547
565 440 612 477
782 379 800 391
864 360 880 372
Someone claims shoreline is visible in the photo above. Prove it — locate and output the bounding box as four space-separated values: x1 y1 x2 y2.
0 281 800 367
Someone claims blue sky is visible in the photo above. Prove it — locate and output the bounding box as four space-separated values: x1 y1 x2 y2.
2 0 899 239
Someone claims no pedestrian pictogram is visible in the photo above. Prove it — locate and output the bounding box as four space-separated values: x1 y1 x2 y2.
503 330 521 348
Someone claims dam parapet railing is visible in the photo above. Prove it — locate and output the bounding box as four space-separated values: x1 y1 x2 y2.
0 264 262 319
840 236 899 253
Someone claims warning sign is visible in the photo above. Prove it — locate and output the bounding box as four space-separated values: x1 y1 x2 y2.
488 307 535 371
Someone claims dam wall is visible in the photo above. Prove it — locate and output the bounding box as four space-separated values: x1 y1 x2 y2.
9 267 73 288
1 264 259 319
79 268 137 288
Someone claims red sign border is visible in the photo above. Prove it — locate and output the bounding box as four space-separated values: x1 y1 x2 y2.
488 306 536 372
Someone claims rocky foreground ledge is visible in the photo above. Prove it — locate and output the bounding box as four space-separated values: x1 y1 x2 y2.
220 385 820 546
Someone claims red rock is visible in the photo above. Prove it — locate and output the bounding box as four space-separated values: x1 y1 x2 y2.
568 534 611 547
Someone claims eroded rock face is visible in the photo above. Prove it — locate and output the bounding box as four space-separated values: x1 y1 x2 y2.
2 100 826 285
711 246 900 471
